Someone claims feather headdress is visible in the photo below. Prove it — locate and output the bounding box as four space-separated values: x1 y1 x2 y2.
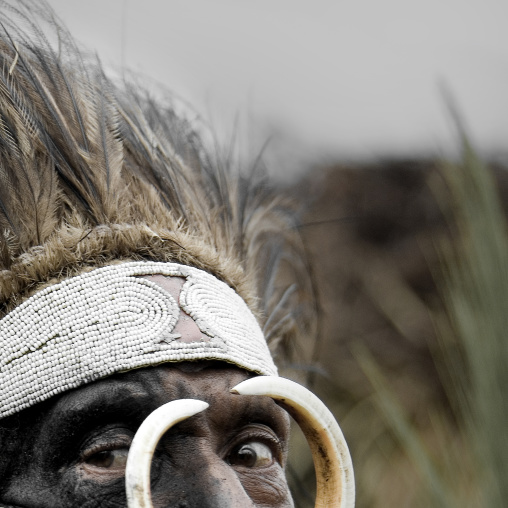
0 1 315 368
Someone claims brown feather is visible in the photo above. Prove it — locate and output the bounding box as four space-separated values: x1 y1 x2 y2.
0 0 317 361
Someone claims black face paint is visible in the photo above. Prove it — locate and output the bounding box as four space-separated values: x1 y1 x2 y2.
0 362 294 508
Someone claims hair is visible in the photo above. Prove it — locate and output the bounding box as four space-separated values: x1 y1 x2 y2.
0 0 316 365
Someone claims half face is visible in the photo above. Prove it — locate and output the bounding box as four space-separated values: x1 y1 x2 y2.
0 362 294 507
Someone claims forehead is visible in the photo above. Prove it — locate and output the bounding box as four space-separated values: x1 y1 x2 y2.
13 363 290 444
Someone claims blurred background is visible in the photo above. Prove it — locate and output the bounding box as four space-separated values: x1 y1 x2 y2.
46 1 508 506
46 0 508 173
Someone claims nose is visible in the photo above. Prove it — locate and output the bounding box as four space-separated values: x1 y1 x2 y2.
163 453 257 508
125 399 256 508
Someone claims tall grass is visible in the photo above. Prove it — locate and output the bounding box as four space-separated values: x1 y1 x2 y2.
438 139 508 506
358 140 508 506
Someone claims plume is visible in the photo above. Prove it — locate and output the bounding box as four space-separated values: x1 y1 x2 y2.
0 0 316 358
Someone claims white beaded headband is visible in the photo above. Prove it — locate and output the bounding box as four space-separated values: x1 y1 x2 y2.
0 261 277 418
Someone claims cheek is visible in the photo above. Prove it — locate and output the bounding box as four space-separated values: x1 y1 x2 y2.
236 464 294 507
150 439 294 508
68 467 127 507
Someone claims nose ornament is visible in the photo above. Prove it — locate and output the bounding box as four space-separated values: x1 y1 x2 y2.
125 377 355 508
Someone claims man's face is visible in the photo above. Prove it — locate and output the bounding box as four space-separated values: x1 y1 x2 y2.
0 363 294 507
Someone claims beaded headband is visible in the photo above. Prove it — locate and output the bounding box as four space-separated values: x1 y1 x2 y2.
0 261 277 418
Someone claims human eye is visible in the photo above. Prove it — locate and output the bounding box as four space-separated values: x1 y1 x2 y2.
226 425 282 469
80 428 133 472
84 447 130 469
227 441 275 468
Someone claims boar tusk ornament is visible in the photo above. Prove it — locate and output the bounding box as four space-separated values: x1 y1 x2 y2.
125 399 209 508
126 376 355 508
232 377 355 508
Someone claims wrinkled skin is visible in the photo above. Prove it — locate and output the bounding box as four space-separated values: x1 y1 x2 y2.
0 362 294 508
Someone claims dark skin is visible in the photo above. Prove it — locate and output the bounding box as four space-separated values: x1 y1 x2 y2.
0 362 294 508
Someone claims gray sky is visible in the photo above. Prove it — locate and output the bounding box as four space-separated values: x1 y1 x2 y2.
47 0 508 174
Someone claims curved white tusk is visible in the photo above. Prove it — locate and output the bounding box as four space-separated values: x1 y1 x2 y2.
125 399 209 508
231 376 355 508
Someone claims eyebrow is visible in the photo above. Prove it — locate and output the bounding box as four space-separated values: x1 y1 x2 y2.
38 380 155 458
206 393 290 444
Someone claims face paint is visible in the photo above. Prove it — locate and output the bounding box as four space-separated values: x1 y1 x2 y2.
0 364 294 508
